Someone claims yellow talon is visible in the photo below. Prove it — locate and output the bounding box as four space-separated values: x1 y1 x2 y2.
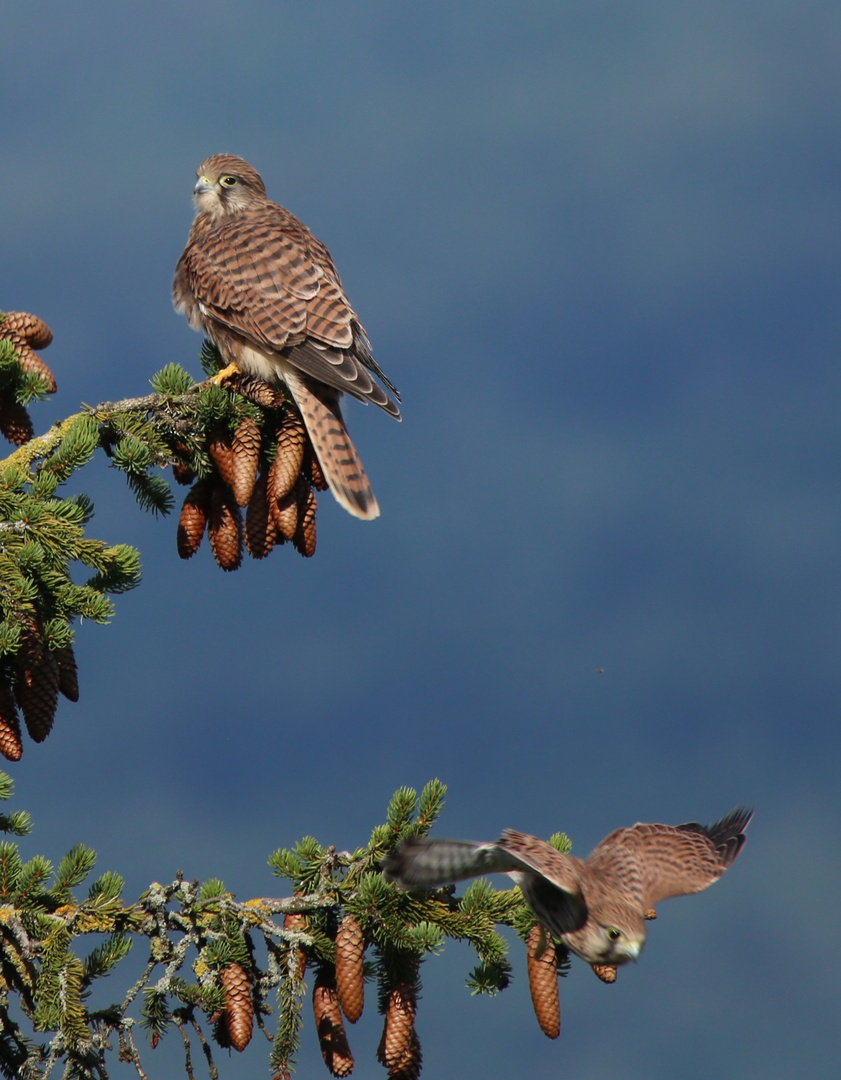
210 361 241 386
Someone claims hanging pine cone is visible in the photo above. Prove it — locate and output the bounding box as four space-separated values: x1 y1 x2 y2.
283 912 307 980
0 398 34 445
270 487 298 542
13 649 59 743
0 312 53 350
207 428 238 492
379 1029 422 1080
227 372 287 410
269 409 307 501
591 963 617 983
0 680 23 762
220 963 253 1052
313 972 354 1078
171 461 195 486
54 643 79 702
335 915 364 1023
208 483 243 571
230 417 261 506
526 924 560 1039
244 468 280 559
177 478 213 559
292 476 317 557
0 312 56 392
378 981 419 1078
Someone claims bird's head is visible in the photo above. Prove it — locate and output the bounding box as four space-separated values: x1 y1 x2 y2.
192 154 268 218
594 919 646 965
567 904 647 966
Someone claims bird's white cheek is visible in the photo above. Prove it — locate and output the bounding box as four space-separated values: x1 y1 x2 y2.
193 190 223 218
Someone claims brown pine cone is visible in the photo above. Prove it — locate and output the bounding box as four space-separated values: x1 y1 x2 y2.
269 409 307 501
244 468 280 559
230 417 261 506
208 483 243 571
526 924 560 1039
220 963 253 1052
591 963 617 984
226 372 287 409
0 312 56 393
168 440 195 485
171 462 195 486
292 476 317 558
5 346 56 393
9 346 56 393
0 312 53 350
14 649 59 743
313 972 354 1078
283 913 307 981
378 1029 422 1080
269 488 298 542
378 981 417 1074
177 478 213 559
54 644 79 702
335 915 364 1023
0 397 34 445
303 443 329 491
207 429 238 492
0 680 23 762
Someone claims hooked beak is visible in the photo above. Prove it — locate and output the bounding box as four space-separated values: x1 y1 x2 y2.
194 176 215 195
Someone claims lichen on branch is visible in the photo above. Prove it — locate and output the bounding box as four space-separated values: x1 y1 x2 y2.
0 778 570 1079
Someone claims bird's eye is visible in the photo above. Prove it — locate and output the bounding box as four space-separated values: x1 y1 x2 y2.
220 176 238 188
607 928 621 942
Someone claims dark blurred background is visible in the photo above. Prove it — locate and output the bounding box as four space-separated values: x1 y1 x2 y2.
2 3 840 1077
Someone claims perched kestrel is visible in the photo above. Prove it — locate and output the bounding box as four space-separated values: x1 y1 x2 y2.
173 154 400 520
383 808 752 968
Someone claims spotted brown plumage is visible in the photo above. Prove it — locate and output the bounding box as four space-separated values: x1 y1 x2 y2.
173 154 400 520
382 808 752 968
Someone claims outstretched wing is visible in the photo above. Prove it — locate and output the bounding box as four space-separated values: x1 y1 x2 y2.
382 831 589 939
592 807 753 908
382 837 523 888
498 829 588 935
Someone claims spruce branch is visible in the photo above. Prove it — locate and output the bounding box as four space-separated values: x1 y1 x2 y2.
0 778 575 1079
0 314 332 756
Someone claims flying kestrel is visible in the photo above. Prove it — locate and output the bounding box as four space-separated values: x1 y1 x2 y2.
173 154 400 520
383 808 752 970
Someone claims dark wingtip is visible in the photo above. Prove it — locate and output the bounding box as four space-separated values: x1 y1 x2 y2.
676 807 753 866
706 806 754 866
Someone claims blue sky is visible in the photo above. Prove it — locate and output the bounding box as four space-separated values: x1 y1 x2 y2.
2 4 840 1077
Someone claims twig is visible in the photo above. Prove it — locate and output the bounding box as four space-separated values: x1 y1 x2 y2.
119 1021 149 1080
189 1018 219 1080
176 1017 196 1080
121 957 158 1013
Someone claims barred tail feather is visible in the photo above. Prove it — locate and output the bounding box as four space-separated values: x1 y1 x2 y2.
282 369 380 520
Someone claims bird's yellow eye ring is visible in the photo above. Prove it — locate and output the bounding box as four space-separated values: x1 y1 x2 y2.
220 175 238 188
607 928 621 941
